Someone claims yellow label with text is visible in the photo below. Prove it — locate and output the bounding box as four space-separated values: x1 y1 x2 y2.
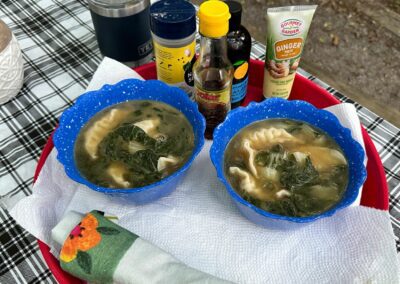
154 41 195 84
195 87 231 105
263 71 296 99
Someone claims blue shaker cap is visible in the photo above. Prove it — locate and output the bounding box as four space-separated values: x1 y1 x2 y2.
150 0 196 40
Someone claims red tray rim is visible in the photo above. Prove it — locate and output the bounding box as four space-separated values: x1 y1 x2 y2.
35 59 389 284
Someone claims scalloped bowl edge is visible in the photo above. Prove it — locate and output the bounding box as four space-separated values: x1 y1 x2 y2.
53 79 205 203
210 98 367 224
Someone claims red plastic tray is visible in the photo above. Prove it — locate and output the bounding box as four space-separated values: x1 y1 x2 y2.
35 59 389 284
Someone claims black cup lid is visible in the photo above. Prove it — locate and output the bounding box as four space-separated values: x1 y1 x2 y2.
225 0 242 31
150 0 196 40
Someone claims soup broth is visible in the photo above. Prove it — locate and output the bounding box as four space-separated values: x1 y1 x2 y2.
224 119 348 217
75 100 194 188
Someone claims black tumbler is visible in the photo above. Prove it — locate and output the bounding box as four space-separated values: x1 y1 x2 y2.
88 0 153 67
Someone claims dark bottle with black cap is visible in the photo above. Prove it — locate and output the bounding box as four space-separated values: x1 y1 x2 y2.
225 0 251 108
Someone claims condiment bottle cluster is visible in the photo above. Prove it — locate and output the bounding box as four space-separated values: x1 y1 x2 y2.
91 0 316 139
149 0 252 139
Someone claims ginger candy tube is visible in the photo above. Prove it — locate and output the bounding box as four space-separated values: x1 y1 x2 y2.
263 5 317 99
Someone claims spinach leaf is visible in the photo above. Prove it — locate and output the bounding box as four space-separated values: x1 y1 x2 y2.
249 142 341 217
155 129 192 156
328 165 347 180
122 149 159 174
260 199 298 217
318 165 348 193
154 137 176 156
286 126 302 134
98 125 160 179
255 144 286 168
127 171 162 188
291 194 320 215
133 110 142 117
97 121 192 187
114 124 155 147
253 144 319 192
285 121 303 134
278 155 319 191
256 193 322 217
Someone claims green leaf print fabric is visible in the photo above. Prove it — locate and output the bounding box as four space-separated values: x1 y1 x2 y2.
60 211 138 283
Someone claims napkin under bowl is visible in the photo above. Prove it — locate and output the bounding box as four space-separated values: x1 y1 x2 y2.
53 79 206 204
210 98 366 227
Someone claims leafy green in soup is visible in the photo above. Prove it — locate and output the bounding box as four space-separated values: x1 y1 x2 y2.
74 100 194 188
224 119 348 217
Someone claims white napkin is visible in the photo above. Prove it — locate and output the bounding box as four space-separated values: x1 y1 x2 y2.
10 57 399 283
86 57 145 90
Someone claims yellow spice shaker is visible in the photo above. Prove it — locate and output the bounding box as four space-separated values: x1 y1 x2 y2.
150 0 197 99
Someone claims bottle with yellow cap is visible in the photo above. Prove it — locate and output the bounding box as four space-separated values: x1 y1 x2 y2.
193 0 234 140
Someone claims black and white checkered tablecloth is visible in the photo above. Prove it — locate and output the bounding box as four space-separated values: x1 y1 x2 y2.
0 1 399 283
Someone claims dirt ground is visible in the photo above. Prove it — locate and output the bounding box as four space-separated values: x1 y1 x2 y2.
193 0 400 126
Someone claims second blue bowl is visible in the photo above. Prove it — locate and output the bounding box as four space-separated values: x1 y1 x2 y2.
210 98 366 227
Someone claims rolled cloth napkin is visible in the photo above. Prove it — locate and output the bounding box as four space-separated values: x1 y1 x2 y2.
9 57 400 283
51 210 229 283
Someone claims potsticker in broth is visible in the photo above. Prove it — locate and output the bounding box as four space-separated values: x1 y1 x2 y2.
75 100 195 188
224 119 349 217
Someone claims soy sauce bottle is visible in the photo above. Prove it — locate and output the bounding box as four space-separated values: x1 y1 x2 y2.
226 1 251 108
194 1 233 139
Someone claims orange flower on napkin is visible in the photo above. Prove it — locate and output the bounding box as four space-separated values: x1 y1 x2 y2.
60 213 101 262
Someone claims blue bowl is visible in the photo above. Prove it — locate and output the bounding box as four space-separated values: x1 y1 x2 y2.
210 98 366 227
54 79 205 204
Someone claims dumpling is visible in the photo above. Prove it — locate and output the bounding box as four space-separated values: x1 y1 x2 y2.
247 127 300 150
240 139 258 177
134 118 160 138
107 163 130 188
328 149 347 165
128 140 148 154
229 167 273 201
296 145 347 171
259 167 279 182
84 109 129 159
128 118 161 153
292 151 308 165
229 166 256 194
310 184 340 201
276 189 291 199
157 155 179 172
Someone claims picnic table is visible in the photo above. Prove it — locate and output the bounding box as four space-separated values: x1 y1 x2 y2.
0 1 399 282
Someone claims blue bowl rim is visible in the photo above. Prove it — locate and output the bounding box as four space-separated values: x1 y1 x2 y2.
210 98 367 223
53 78 206 194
